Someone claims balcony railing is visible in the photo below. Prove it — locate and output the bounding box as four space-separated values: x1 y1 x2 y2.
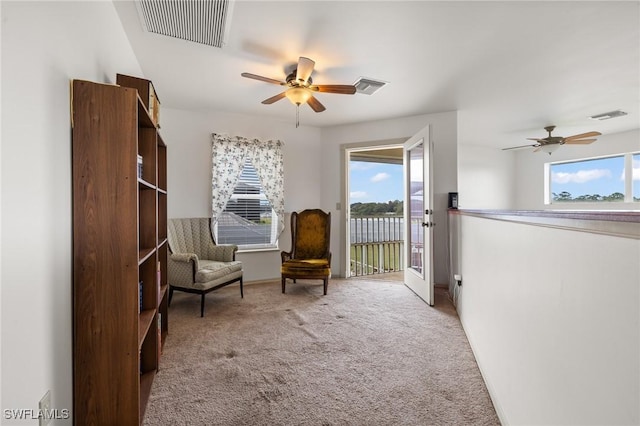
350 215 404 276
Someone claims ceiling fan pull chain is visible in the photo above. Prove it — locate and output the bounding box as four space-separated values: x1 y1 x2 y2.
296 104 300 128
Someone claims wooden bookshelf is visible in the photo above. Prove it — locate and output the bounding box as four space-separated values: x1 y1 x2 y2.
72 76 168 425
117 73 161 128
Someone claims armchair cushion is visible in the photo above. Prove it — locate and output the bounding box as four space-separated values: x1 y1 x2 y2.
293 214 331 259
195 260 242 286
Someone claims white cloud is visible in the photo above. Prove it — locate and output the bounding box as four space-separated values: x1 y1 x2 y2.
370 172 390 183
552 169 611 184
350 191 367 199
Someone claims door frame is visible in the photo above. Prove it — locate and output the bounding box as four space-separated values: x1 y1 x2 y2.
341 139 406 278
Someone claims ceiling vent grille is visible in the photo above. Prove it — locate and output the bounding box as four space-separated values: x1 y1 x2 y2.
135 0 234 48
588 110 628 121
353 77 388 95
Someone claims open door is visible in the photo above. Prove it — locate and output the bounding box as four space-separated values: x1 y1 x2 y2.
403 125 434 305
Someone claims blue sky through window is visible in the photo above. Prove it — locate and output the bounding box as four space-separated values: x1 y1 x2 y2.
350 161 403 203
551 156 625 199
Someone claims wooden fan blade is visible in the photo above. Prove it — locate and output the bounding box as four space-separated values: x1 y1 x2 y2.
564 138 597 145
502 144 539 151
296 57 315 83
241 72 285 86
261 92 287 104
563 131 601 141
307 95 326 113
311 84 357 94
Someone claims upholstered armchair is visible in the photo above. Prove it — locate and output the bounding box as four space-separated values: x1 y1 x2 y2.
167 217 243 316
281 209 331 295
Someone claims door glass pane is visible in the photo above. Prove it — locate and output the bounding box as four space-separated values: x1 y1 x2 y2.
408 141 424 275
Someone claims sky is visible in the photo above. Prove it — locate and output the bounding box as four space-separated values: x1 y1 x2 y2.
349 153 640 204
550 153 640 198
349 161 403 204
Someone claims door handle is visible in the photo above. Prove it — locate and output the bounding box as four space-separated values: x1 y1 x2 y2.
422 222 436 228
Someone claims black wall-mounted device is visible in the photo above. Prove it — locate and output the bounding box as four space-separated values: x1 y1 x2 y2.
448 192 458 209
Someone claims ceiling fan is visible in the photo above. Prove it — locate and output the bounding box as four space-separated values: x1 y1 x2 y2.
241 56 356 127
503 125 602 155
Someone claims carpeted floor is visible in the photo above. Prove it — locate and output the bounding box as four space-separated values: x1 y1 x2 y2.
143 278 500 425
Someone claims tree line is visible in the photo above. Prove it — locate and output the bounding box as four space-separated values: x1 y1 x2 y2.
350 200 403 216
552 192 633 202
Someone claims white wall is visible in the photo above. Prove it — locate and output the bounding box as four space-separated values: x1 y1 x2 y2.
321 112 458 285
454 214 639 425
515 129 640 210
458 144 516 209
159 107 323 282
1 1 143 423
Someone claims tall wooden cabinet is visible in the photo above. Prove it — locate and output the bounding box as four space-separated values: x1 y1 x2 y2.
72 76 168 425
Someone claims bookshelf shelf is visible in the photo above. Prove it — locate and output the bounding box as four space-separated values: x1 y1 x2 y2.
139 310 155 349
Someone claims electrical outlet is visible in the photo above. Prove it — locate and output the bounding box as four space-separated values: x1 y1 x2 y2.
454 274 462 286
39 390 51 426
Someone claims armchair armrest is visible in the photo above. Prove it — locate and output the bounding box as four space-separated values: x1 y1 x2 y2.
207 244 239 262
168 252 199 287
170 253 198 263
281 251 292 263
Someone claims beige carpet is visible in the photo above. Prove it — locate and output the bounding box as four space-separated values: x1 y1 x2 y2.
144 278 500 425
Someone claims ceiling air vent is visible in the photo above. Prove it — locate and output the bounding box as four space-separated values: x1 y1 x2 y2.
354 77 388 95
135 0 234 48
589 110 628 121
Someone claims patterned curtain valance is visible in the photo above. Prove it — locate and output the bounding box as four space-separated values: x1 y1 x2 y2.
211 133 285 238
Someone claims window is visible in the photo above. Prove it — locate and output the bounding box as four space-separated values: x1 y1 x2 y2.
548 152 639 204
634 153 640 202
211 134 285 251
215 158 278 249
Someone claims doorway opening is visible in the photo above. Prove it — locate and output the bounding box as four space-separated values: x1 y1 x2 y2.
345 145 404 282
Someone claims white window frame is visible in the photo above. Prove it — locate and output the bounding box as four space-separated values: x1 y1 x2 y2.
546 152 639 205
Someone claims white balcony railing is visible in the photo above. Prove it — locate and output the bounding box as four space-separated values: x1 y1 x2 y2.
350 215 404 276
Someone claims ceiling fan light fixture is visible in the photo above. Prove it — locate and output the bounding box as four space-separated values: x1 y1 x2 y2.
541 144 561 155
285 87 312 105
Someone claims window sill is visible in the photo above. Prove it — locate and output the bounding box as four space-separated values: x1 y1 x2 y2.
237 246 280 254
